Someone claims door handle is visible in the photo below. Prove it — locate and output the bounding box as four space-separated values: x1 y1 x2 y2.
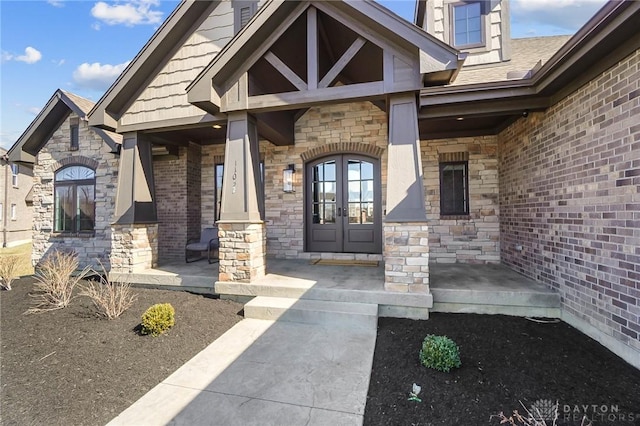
337 207 342 217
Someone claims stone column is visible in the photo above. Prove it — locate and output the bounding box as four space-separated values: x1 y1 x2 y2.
384 94 430 293
110 132 158 273
111 223 158 273
218 222 266 283
217 112 266 282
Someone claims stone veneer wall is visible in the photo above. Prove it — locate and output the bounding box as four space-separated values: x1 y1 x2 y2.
218 222 265 282
421 136 500 263
32 113 118 269
111 224 158 273
264 101 388 259
154 143 202 263
384 223 429 293
499 49 640 359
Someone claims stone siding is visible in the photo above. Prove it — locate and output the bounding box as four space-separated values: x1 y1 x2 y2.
499 49 640 355
111 224 158 273
32 113 118 269
384 223 429 293
421 136 500 263
218 222 265 282
264 101 388 259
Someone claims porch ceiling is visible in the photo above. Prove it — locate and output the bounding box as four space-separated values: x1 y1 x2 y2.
418 113 522 140
145 124 227 146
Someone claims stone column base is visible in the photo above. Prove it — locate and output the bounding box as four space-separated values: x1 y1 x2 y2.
218 221 266 283
383 222 429 293
110 224 158 273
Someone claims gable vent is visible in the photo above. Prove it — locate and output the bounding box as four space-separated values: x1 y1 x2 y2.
240 7 252 28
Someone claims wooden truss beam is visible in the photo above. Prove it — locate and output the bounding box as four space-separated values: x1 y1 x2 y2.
318 37 366 89
264 51 308 91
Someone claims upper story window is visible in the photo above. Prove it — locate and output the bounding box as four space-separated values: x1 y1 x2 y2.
451 1 483 48
54 165 96 234
11 164 18 187
440 161 469 216
233 1 258 34
70 118 79 151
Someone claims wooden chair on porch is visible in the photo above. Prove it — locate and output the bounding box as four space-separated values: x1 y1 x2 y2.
185 227 219 264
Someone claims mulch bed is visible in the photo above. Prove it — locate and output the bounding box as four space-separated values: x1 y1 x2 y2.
0 277 243 426
365 314 640 426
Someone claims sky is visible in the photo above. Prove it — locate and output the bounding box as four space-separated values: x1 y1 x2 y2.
0 0 608 150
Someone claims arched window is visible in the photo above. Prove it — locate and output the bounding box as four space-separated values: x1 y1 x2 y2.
54 165 95 233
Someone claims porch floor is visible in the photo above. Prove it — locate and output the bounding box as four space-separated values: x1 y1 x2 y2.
113 259 560 318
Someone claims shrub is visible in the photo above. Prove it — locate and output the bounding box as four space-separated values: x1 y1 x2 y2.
26 250 91 314
141 303 175 336
0 255 20 290
81 271 138 320
419 334 461 372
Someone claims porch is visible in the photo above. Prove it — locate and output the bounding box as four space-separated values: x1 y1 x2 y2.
111 261 561 318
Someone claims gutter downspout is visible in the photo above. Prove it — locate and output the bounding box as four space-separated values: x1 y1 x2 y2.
2 155 9 248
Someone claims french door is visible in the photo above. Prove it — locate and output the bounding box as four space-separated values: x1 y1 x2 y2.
305 154 382 253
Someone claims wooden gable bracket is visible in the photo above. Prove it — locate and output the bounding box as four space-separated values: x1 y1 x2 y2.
187 1 462 116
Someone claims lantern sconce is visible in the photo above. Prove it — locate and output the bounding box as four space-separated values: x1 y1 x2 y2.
283 164 295 193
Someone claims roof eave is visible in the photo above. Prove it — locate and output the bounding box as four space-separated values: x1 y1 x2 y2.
7 90 69 164
419 0 640 116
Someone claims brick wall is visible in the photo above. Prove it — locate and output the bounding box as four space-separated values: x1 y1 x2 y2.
154 143 202 263
32 113 118 269
421 136 500 263
499 49 640 355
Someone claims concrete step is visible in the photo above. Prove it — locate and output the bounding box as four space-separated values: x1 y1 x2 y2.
244 296 378 329
111 271 215 295
430 288 561 317
216 281 432 309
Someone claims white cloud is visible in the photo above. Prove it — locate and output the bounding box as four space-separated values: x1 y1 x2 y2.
73 61 130 91
2 46 42 64
17 47 42 64
91 22 102 31
511 0 607 35
52 58 65 66
47 0 64 7
91 0 163 26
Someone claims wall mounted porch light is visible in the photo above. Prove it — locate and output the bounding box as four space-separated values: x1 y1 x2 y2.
283 164 295 193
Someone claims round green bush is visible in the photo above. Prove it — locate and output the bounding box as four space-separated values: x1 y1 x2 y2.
419 334 461 372
141 303 175 336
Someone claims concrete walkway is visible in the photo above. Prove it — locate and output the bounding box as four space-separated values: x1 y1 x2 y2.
108 318 377 426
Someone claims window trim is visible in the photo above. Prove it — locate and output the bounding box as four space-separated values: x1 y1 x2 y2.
11 164 18 187
439 161 470 216
70 117 79 151
53 165 96 235
449 1 485 49
10 204 16 221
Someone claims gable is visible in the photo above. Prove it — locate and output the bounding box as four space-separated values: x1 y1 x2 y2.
8 90 120 164
187 0 464 115
120 1 237 129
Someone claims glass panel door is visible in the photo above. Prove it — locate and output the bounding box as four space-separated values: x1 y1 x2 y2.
306 155 381 254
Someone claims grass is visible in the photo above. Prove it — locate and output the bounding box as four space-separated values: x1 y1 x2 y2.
0 242 34 277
